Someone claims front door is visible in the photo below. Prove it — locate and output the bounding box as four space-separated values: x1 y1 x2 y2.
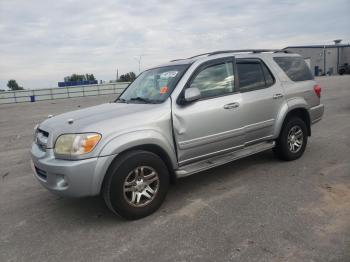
172 57 245 165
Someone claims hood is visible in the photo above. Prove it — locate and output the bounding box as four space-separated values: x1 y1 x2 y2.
39 101 171 148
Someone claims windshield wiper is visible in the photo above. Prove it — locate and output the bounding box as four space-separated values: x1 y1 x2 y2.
116 97 127 103
128 97 157 104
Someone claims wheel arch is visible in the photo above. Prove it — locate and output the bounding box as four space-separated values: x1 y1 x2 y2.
286 108 310 135
98 131 178 194
275 101 311 138
122 144 176 180
100 144 177 195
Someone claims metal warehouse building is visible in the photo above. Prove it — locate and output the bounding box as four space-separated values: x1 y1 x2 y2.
284 40 350 76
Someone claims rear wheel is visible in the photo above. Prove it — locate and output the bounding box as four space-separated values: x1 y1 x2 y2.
103 150 169 220
274 117 308 161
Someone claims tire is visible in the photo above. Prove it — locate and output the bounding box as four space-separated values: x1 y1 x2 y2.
274 117 308 161
103 150 170 220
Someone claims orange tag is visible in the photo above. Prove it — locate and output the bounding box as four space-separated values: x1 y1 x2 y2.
160 86 169 94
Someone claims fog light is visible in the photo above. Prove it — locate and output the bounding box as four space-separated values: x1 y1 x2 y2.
56 174 68 188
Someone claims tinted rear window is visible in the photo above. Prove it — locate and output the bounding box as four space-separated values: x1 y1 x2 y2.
274 57 314 81
236 59 275 92
237 62 265 91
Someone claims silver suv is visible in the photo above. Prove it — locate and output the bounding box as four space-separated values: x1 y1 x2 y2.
31 49 324 219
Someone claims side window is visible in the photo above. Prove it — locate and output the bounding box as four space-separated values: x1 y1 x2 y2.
274 56 314 81
190 62 234 99
261 63 274 87
236 62 266 91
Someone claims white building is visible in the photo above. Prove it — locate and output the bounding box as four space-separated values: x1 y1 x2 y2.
284 40 350 76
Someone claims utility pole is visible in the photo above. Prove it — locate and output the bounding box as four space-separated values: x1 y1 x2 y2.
116 69 119 82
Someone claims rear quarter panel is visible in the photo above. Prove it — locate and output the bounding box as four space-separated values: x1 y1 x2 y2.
265 54 319 136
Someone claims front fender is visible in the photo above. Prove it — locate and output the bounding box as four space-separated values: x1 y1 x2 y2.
98 129 178 168
273 98 309 138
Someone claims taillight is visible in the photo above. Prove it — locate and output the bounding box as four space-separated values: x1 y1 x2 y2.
314 84 321 98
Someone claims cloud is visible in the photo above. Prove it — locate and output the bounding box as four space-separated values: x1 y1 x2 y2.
0 0 349 89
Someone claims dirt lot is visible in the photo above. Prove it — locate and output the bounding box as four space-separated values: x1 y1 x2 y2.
0 75 350 262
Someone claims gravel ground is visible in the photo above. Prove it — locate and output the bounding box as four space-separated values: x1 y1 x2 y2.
0 75 349 262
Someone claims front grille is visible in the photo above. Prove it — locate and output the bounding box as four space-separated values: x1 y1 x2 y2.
35 166 47 180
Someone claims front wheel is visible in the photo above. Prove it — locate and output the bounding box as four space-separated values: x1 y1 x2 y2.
274 117 308 161
103 150 169 220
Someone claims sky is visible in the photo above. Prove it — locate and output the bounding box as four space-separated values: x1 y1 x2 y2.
0 0 349 90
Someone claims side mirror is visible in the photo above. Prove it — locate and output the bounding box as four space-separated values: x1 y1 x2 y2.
184 87 201 102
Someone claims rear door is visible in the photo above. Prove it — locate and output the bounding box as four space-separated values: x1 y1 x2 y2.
236 58 285 144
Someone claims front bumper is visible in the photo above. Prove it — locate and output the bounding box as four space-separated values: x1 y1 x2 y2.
30 143 116 197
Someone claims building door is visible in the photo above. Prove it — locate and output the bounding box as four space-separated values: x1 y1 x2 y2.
315 66 319 76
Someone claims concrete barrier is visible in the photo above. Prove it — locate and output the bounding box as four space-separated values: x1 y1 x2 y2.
0 83 129 104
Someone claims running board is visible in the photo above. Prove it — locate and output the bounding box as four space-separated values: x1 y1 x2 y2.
175 141 275 178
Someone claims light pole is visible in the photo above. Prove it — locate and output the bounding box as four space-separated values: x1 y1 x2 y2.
134 55 142 74
323 45 326 75
334 39 342 74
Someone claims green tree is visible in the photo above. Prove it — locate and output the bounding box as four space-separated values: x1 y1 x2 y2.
66 73 95 82
85 74 96 81
118 74 126 82
117 72 136 82
68 74 84 82
7 79 24 90
128 72 136 81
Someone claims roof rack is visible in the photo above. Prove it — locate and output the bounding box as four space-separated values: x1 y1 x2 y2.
207 49 291 56
170 52 212 62
170 49 292 62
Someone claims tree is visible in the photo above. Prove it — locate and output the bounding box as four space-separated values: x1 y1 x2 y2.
117 72 137 82
7 79 24 90
85 74 96 81
68 74 84 82
128 72 136 81
66 73 96 82
118 74 127 82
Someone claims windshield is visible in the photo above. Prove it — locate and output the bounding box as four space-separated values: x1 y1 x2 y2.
117 65 188 104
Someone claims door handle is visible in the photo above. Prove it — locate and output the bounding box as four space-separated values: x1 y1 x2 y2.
223 102 240 109
273 93 284 99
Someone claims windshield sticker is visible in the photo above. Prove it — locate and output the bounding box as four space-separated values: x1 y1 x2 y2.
160 71 178 79
160 86 169 94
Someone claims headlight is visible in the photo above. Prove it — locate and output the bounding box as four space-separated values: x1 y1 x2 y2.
54 133 101 156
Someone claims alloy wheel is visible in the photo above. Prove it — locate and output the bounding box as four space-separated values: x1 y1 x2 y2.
287 125 303 153
123 166 160 207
